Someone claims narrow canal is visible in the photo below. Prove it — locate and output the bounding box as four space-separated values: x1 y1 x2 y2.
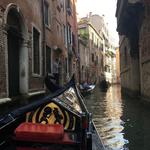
84 85 150 150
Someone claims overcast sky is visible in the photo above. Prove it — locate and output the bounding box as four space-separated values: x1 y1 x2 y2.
76 0 119 46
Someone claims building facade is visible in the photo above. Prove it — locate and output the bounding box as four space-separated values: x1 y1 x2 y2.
116 0 150 99
78 15 104 83
89 14 118 84
0 0 78 102
78 13 118 84
105 42 117 84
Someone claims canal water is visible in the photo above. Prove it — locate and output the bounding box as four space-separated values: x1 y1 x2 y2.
84 85 150 150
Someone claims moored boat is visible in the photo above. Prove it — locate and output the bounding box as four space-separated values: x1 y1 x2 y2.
79 83 96 95
99 79 109 92
0 76 105 150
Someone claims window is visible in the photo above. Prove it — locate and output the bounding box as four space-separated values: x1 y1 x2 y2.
67 24 72 44
96 56 98 65
97 39 99 48
46 46 51 73
105 65 111 73
66 0 71 9
92 53 94 62
33 27 41 75
92 33 94 45
63 25 67 47
72 33 75 47
57 24 60 37
44 1 52 26
61 0 65 12
66 0 72 15
44 1 49 26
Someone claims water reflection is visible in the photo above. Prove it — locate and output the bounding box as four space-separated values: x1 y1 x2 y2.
84 85 126 150
85 85 150 150
121 94 150 150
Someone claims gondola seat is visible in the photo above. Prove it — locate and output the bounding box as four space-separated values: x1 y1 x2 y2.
15 122 64 142
16 148 49 150
15 122 80 150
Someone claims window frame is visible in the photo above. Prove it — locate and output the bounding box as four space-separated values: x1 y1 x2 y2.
32 25 42 77
44 1 49 26
92 53 94 62
46 46 52 73
44 0 52 28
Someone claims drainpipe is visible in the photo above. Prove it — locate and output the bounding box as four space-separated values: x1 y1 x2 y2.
41 0 46 77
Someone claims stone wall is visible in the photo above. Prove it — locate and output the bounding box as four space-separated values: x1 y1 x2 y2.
0 8 7 98
139 3 150 99
119 34 141 97
120 36 130 89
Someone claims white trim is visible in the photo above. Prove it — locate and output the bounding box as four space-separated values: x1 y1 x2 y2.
4 3 18 24
0 98 11 104
32 24 42 77
4 3 28 39
28 90 46 96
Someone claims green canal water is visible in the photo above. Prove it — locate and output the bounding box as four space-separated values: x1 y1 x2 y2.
84 85 150 150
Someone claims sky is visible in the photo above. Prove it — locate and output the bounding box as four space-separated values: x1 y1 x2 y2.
76 0 119 46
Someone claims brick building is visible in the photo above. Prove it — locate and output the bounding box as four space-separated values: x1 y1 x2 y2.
0 0 78 103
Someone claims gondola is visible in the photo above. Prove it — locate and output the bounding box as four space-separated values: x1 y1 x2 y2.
0 75 105 150
99 80 109 92
79 83 96 95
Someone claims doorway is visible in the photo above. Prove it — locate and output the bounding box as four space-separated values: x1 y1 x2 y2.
8 29 21 97
7 7 28 97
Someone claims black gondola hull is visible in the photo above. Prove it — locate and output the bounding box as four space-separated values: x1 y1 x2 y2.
0 76 105 150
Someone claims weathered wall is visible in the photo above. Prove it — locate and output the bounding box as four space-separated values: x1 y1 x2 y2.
0 0 78 100
120 36 130 89
139 3 150 99
0 1 44 96
119 35 140 96
0 7 7 98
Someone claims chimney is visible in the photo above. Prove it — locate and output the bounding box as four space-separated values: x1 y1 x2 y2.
89 12 92 18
